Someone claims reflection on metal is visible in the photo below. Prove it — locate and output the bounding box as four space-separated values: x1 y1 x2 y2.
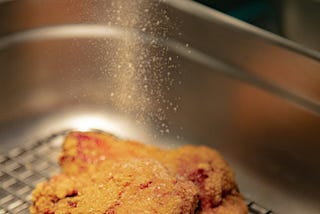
0 0 320 214
1 24 319 115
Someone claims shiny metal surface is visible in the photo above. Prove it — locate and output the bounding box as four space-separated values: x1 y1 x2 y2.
282 0 320 50
0 0 320 214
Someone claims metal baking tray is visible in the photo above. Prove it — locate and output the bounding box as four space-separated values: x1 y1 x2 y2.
0 0 319 213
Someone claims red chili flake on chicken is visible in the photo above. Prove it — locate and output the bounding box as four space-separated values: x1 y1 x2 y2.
67 201 77 208
139 181 153 189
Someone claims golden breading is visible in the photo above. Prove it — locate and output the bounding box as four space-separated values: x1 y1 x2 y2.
30 159 198 214
59 132 161 174
31 131 248 213
160 146 242 212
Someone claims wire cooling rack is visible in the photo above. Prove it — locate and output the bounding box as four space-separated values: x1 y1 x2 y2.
0 130 274 214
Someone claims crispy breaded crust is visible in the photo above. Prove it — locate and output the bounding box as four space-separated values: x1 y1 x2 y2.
31 159 198 214
31 131 248 214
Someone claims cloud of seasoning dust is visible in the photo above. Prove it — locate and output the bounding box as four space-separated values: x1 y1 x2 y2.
101 0 181 135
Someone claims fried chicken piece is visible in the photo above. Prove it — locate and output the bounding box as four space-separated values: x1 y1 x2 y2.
56 131 247 213
30 159 198 214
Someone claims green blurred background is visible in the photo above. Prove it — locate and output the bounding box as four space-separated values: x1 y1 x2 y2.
195 0 281 34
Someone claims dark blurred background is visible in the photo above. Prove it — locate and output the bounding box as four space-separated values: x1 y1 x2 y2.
194 0 320 51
